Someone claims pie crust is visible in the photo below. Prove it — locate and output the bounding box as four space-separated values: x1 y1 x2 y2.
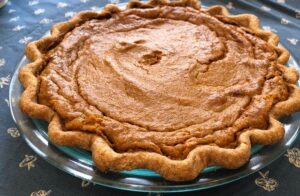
19 0 300 181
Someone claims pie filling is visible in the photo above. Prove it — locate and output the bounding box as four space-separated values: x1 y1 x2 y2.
38 6 288 159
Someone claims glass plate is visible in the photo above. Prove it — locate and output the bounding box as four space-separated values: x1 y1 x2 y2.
9 3 300 193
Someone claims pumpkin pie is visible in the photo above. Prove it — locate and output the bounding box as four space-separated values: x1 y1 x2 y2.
19 0 300 181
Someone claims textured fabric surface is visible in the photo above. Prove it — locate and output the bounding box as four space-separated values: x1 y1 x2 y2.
0 0 299 195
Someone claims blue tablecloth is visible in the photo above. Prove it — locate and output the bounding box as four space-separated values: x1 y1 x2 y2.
0 0 300 195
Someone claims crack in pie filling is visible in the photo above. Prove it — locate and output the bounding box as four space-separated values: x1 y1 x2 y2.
19 0 300 181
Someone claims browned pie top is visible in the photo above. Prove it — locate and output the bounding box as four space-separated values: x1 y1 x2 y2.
38 5 288 159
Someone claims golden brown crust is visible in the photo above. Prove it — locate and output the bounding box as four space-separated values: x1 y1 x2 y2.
19 0 300 181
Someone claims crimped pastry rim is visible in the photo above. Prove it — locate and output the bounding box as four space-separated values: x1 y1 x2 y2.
18 0 300 181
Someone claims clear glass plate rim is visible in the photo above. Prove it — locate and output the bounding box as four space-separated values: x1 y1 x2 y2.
10 54 300 193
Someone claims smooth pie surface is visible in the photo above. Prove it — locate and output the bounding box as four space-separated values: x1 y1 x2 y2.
38 6 288 159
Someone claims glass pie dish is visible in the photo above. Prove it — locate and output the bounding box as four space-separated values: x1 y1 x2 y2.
9 2 300 193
